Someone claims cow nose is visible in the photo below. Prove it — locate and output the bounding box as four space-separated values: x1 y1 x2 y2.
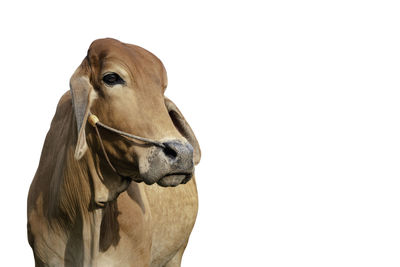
162 140 193 164
162 142 178 160
139 140 195 187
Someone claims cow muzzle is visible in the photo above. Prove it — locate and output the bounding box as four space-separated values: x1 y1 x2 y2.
88 114 195 187
139 140 194 187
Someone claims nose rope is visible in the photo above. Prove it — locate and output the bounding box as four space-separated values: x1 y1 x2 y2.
88 114 166 148
87 113 165 177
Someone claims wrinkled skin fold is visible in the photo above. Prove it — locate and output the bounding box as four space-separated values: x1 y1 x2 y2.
27 38 200 267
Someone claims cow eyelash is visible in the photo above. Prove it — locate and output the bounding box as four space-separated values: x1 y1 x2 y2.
102 73 125 86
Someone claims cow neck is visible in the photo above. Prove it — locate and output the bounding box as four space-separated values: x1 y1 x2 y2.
60 143 128 266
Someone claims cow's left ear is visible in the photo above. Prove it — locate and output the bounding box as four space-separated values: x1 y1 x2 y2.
165 97 201 165
70 58 94 160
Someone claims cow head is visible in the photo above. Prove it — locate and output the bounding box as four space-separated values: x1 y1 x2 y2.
69 38 200 187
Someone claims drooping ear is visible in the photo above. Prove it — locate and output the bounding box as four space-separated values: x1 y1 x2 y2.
165 97 201 165
70 58 94 160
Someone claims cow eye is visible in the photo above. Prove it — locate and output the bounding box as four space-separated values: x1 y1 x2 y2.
102 73 125 86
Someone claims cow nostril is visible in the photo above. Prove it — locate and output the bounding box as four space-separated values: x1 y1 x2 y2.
162 143 178 159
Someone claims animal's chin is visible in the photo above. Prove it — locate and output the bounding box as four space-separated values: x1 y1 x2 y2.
156 173 193 187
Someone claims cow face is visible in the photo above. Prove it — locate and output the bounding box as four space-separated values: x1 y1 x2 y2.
70 38 200 187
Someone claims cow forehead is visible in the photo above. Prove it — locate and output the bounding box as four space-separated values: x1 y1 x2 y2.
88 38 167 88
88 38 160 68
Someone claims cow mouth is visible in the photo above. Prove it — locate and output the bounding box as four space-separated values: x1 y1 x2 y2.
156 172 193 187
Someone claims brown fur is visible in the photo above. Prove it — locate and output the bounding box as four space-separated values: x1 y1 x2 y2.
27 38 200 267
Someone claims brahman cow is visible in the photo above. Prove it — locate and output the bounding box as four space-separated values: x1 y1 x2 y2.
27 38 201 267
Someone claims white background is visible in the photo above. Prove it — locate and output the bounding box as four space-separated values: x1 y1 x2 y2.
1 1 400 266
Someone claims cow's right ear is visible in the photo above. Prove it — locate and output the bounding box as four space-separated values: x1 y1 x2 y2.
165 97 201 165
70 58 94 160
